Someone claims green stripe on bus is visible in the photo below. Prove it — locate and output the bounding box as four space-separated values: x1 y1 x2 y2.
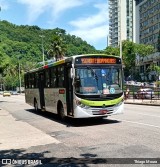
81 96 123 106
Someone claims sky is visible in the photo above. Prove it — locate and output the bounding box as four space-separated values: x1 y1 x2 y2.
0 0 109 50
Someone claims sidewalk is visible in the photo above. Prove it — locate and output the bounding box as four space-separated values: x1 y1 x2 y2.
0 108 60 151
124 98 160 106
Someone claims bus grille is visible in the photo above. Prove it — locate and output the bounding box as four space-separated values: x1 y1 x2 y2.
91 106 114 115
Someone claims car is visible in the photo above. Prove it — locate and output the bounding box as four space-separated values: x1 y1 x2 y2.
148 82 156 88
134 88 154 99
134 82 142 86
127 80 135 85
3 91 11 97
11 91 19 95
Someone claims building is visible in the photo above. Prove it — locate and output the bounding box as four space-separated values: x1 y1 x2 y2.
108 0 136 47
136 52 160 81
135 0 160 50
135 0 160 81
108 0 160 81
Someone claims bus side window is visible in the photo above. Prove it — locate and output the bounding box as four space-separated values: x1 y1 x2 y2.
45 69 50 88
25 74 28 88
57 66 64 87
35 72 38 88
29 73 33 88
50 67 56 88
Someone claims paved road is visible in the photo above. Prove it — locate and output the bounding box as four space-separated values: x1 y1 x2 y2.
0 95 160 166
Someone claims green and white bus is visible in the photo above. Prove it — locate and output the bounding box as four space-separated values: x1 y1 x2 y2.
24 54 124 119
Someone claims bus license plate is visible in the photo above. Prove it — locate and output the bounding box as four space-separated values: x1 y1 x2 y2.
99 110 108 114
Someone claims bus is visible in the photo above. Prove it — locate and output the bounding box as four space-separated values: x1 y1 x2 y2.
24 54 124 119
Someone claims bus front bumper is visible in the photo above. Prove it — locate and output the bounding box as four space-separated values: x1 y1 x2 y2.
73 102 124 118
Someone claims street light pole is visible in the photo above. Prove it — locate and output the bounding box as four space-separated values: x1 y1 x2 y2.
18 56 21 94
39 35 45 65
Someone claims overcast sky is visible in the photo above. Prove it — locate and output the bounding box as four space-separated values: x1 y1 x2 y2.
0 0 109 50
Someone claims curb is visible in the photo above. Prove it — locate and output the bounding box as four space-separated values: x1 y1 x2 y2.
124 102 160 106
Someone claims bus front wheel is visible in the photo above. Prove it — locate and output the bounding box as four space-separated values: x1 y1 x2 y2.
58 104 65 120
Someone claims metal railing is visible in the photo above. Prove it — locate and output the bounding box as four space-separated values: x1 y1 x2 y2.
123 85 160 103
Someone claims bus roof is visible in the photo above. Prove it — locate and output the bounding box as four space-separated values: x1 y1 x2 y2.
25 54 120 74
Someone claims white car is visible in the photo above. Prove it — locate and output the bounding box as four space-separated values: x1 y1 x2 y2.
134 88 154 99
11 91 19 95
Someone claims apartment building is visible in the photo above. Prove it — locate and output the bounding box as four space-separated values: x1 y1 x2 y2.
108 0 136 47
135 0 160 49
135 0 160 81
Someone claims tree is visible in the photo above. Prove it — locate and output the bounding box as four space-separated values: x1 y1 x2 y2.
48 33 67 61
104 46 119 56
121 40 136 78
0 20 99 89
150 64 160 82
104 40 154 80
135 43 154 57
2 58 18 89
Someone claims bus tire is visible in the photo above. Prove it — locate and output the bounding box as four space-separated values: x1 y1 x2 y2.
58 103 65 120
34 99 39 112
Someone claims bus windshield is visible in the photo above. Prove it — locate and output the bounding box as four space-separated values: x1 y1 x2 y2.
74 67 122 95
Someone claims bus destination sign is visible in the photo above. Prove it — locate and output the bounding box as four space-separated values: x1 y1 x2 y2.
75 57 120 65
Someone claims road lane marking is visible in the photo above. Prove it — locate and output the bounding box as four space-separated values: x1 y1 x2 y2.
110 118 160 129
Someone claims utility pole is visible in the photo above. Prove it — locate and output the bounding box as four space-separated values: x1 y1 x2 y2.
18 56 21 94
39 35 45 65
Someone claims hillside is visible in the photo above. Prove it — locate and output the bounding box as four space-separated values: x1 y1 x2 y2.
0 20 99 89
0 20 97 63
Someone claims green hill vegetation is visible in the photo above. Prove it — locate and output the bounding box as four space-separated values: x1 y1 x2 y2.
0 20 99 89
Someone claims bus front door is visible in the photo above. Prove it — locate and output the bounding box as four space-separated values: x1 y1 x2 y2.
38 72 45 111
65 67 73 116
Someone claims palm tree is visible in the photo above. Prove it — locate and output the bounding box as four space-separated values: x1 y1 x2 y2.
48 34 66 61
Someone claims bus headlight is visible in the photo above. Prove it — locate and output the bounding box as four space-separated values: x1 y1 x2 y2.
75 98 90 109
76 100 89 109
76 100 86 108
76 99 81 106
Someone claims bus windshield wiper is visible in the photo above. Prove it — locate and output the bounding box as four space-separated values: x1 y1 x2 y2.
105 67 112 84
87 66 99 91
87 66 98 81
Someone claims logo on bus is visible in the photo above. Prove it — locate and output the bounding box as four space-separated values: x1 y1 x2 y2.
59 89 65 94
